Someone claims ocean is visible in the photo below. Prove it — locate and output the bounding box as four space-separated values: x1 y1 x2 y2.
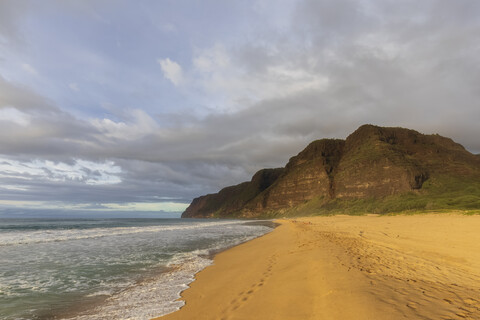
0 218 273 320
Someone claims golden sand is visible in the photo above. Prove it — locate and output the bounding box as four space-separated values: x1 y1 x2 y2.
155 214 480 319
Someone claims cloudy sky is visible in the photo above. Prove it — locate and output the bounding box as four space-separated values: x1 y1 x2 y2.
1 0 479 216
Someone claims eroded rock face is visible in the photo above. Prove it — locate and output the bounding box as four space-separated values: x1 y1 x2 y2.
181 168 284 218
334 125 477 199
335 125 430 198
182 125 480 218
245 139 345 212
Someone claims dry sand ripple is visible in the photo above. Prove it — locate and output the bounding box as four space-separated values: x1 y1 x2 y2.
156 214 480 320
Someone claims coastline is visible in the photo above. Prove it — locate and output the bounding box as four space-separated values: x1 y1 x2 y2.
65 220 275 320
154 214 480 320
0 218 275 320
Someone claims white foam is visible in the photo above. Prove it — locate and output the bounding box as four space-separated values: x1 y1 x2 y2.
85 290 116 297
65 232 268 320
0 219 273 319
67 254 212 320
0 220 246 247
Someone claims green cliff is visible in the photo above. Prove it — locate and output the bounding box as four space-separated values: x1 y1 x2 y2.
182 125 480 218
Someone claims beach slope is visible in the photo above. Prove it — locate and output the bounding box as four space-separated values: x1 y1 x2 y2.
156 214 480 320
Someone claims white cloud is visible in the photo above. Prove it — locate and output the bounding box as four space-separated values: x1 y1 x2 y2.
0 200 45 207
191 44 330 112
102 202 188 212
161 23 177 33
355 33 403 60
68 82 79 91
21 63 38 75
193 44 230 72
158 57 184 85
0 107 31 126
1 185 29 191
264 65 330 95
90 108 158 140
1 0 480 210
0 200 187 212
0 158 122 185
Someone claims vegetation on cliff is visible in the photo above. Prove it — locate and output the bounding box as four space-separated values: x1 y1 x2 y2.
182 125 480 218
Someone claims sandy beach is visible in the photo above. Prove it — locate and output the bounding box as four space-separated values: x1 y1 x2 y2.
156 214 480 320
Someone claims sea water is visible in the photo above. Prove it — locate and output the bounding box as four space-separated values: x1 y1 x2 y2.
0 218 273 320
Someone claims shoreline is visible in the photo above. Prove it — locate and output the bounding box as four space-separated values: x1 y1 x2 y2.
58 220 275 320
200 220 278 261
154 214 480 320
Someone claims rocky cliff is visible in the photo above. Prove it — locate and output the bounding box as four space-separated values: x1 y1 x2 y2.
182 168 285 218
182 125 480 218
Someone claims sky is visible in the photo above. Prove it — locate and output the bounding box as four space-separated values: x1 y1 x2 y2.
1 0 479 216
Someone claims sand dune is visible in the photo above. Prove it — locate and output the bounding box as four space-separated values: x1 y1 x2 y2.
155 214 480 319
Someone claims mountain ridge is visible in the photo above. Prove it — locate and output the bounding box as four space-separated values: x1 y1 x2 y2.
182 125 480 218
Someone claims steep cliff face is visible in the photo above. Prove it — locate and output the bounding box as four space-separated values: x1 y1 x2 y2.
182 125 480 218
182 168 284 218
335 125 429 198
243 139 344 214
335 125 479 198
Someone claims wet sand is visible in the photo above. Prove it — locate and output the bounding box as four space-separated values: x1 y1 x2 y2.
155 214 480 320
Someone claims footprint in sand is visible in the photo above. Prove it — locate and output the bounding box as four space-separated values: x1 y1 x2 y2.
406 302 418 310
222 256 277 316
